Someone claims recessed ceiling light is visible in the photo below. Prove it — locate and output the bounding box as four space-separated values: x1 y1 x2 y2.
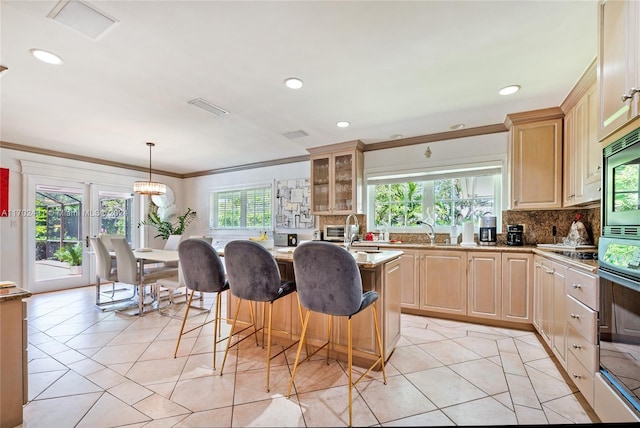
499 85 521 96
450 124 465 130
284 77 304 89
30 49 63 65
336 121 350 128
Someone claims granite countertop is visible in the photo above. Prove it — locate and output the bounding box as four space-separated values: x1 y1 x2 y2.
0 285 32 302
271 247 404 269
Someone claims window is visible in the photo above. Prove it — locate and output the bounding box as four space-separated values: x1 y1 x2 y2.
210 185 272 229
368 166 501 232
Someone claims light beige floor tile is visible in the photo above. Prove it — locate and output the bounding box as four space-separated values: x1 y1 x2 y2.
86 366 128 389
38 370 103 399
234 365 294 404
500 349 528 376
494 391 514 410
449 358 508 395
401 325 447 344
405 366 486 408
76 392 151 427
386 344 443 374
108 327 164 346
419 339 483 365
525 363 577 402
541 392 599 423
170 374 236 412
525 356 568 382
125 356 188 386
146 381 178 399
141 414 190 427
28 355 68 373
381 409 454 426
27 370 66 401
23 392 102 428
453 335 499 357
108 379 154 404
65 331 121 349
357 374 436 423
67 357 106 376
175 407 233 427
504 372 541 409
180 352 219 380
296 386 377 427
513 337 550 362
287 358 349 395
441 396 517 426
133 393 191 420
514 404 549 425
497 336 518 353
91 342 150 365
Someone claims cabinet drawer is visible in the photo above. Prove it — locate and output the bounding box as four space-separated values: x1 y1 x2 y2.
568 351 595 407
566 268 598 310
567 295 598 343
567 323 598 372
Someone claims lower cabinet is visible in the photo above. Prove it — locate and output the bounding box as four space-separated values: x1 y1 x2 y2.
420 250 467 315
399 249 421 310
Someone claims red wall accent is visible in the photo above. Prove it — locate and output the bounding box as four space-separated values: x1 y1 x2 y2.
0 168 8 215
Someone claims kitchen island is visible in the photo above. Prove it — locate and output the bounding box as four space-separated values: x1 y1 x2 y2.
224 247 403 369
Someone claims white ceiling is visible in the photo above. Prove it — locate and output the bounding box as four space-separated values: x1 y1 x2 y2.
1 0 598 176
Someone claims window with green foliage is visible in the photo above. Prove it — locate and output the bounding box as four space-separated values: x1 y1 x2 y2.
210 185 272 229
368 168 501 232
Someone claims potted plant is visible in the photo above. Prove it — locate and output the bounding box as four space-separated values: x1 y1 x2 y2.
138 203 197 240
54 242 83 274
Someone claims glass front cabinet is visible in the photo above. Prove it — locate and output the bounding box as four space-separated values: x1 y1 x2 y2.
308 140 364 215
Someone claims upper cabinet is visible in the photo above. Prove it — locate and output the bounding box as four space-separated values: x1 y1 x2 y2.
505 108 564 210
308 140 364 215
562 59 602 206
598 0 640 141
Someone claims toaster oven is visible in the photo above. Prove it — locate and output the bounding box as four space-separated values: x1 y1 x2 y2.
324 225 346 242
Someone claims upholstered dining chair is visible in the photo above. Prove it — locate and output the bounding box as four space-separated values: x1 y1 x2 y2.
175 238 230 368
287 241 387 427
161 234 183 268
89 236 135 309
110 237 178 315
221 239 304 392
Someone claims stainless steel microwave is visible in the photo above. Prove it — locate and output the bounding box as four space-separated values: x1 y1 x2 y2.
324 225 346 242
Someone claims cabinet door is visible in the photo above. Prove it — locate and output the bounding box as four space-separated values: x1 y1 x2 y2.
420 250 466 315
502 253 533 323
533 257 544 332
399 249 420 309
510 119 563 209
552 262 568 369
540 259 554 346
598 0 640 140
467 252 501 320
311 154 332 214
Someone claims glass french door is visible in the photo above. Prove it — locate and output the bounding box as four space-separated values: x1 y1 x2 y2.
26 177 139 293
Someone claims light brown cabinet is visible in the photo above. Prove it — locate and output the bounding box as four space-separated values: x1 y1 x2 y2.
308 140 364 215
563 61 602 206
506 110 564 210
501 252 533 323
467 252 501 320
598 0 640 141
420 250 467 316
398 249 421 310
534 255 567 368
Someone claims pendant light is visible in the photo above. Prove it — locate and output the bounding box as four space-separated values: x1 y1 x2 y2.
134 142 166 195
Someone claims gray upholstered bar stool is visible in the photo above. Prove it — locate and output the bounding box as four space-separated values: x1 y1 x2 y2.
287 240 387 427
176 238 229 369
221 239 302 392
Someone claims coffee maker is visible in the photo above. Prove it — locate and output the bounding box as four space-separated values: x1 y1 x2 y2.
507 224 524 246
479 215 497 246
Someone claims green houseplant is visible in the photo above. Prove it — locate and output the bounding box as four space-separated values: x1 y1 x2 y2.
54 242 83 274
138 203 197 240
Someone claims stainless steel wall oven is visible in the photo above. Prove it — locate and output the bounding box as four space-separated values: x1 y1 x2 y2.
598 126 640 417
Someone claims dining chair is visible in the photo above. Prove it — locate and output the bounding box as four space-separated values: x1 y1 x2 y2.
89 236 135 309
110 237 178 316
220 239 304 392
287 241 387 427
161 234 183 268
175 238 230 368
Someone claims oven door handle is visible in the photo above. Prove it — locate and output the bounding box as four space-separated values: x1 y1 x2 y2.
598 268 640 293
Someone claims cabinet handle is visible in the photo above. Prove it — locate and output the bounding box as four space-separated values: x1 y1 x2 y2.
544 267 553 274
570 313 580 319
572 373 583 379
621 88 640 102
572 283 582 289
572 344 582 349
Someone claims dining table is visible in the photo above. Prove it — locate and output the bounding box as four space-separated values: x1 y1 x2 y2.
107 248 180 315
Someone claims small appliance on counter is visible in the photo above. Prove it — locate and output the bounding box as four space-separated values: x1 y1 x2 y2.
274 233 298 247
312 229 322 241
507 224 524 246
479 215 497 246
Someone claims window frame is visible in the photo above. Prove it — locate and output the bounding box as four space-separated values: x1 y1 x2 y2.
209 181 274 231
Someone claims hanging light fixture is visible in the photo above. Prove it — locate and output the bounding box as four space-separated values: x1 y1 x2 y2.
134 142 166 195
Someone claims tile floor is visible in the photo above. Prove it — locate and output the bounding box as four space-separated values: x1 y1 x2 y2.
19 285 600 427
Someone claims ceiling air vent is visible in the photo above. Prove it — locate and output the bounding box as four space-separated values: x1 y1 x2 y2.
281 130 309 140
48 0 117 39
188 98 229 117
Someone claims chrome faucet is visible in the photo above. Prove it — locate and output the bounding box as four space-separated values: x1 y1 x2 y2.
417 220 436 245
345 214 359 249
